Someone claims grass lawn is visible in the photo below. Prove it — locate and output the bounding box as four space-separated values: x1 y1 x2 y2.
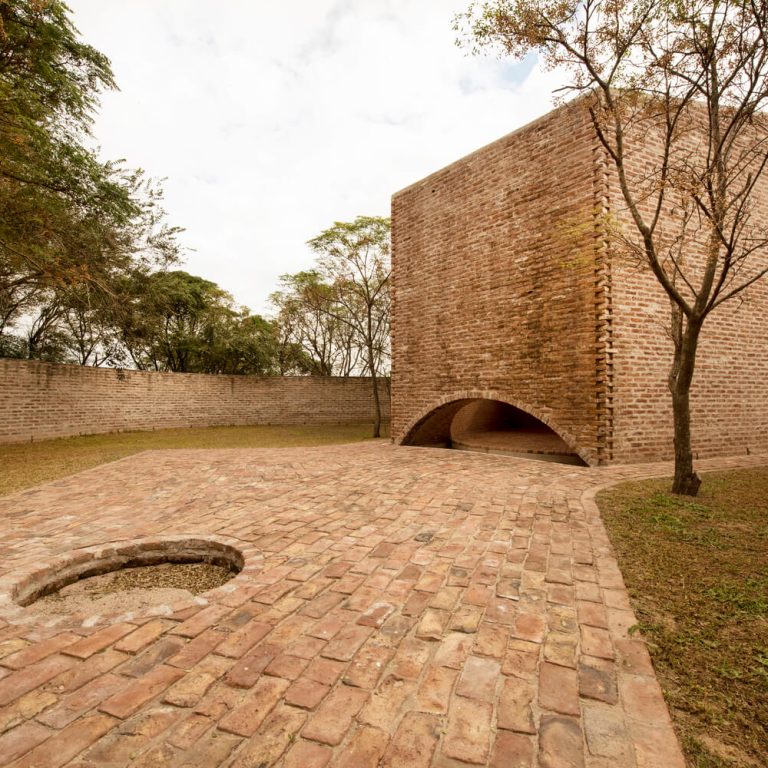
598 469 768 768
0 422 388 497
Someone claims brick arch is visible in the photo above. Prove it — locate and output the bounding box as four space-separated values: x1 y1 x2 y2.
396 390 595 466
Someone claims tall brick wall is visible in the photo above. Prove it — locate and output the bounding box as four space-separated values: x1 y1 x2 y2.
391 103 602 464
606 118 768 462
0 359 390 444
392 99 768 465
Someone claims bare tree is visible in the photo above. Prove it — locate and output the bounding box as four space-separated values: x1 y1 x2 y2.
270 271 363 376
459 0 768 494
308 216 391 439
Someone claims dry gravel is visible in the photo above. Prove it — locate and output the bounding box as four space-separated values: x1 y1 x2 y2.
30 562 234 617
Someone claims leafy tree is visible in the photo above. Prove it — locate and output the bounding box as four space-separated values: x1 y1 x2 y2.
0 1 182 359
308 216 391 438
116 270 281 375
458 0 768 495
270 271 362 376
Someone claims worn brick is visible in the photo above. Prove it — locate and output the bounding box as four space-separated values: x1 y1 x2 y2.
11 713 117 768
301 685 368 746
381 712 440 768
227 703 306 767
442 696 493 764
217 676 289 737
99 665 184 719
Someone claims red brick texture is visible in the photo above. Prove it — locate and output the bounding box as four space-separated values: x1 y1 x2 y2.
0 359 390 445
390 100 768 464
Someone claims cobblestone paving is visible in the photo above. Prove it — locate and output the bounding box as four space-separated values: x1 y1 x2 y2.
0 442 763 767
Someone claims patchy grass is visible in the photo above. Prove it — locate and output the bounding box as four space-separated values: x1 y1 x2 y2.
598 469 768 768
0 422 389 497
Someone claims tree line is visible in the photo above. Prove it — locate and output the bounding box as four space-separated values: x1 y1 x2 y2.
0 2 391 387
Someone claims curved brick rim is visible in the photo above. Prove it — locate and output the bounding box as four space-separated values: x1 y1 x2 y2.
396 390 596 466
0 535 263 628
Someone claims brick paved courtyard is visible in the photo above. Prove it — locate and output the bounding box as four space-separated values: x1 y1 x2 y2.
0 442 762 767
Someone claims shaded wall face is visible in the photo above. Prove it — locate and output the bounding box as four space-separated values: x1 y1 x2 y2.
391 103 601 462
607 119 768 463
450 400 542 438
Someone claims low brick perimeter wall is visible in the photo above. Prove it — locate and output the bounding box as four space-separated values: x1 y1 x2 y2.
0 359 390 444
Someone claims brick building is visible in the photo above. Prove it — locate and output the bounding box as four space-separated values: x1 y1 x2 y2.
390 100 768 465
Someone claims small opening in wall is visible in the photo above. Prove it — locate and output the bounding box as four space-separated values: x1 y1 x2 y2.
403 398 587 465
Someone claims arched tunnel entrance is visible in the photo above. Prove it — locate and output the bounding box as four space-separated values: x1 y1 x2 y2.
401 398 587 465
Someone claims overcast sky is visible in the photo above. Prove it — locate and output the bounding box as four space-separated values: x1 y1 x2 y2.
67 0 565 315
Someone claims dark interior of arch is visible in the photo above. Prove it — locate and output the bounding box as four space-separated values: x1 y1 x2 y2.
402 399 586 465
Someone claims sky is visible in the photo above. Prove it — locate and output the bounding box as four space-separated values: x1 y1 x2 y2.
67 0 566 315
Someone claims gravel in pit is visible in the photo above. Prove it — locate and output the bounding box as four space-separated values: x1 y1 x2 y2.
30 562 235 616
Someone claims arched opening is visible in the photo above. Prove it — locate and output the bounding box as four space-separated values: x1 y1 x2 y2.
401 398 587 465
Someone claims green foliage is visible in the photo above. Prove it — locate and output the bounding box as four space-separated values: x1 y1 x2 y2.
270 270 360 376
116 270 282 374
0 0 182 363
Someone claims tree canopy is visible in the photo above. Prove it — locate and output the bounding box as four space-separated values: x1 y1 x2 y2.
0 0 182 361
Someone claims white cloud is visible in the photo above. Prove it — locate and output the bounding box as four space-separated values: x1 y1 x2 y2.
68 0 567 313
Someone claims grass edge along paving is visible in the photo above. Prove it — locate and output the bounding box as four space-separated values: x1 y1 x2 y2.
598 469 768 768
0 422 389 497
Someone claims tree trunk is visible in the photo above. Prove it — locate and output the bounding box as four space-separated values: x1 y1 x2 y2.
671 380 701 495
369 344 381 439
669 311 703 496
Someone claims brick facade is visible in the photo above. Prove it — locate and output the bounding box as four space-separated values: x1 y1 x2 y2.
391 100 768 464
0 359 390 444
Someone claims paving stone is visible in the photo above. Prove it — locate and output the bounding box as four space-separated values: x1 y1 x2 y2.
38 672 124 728
415 665 457 714
343 642 393 689
0 655 75 707
335 725 389 768
227 703 305 767
456 656 501 702
217 676 289 737
503 638 541 679
167 713 214 750
281 739 332 768
114 620 170 654
390 637 431 680
381 712 440 767
119 637 184 677
214 620 272 658
0 689 57 732
490 730 535 768
539 714 585 768
62 624 134 659
0 721 53 764
578 656 619 704
2 632 80 670
224 643 279 688
99 665 185 719
449 604 483 633
359 676 416 731
582 701 633 761
539 662 580 716
498 676 536 734
301 684 368 746
580 625 614 660
0 442 705 767
284 677 329 710
10 713 117 768
473 624 508 658
442 696 493 764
